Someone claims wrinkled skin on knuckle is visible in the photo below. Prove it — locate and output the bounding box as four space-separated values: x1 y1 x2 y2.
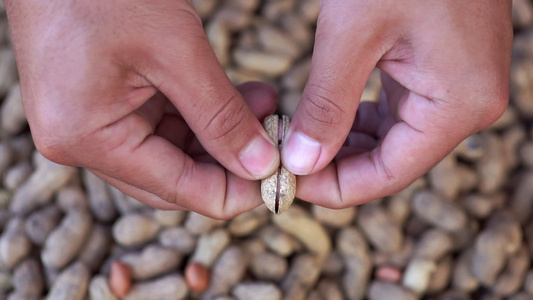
159 187 180 209
370 149 397 182
23 95 78 166
160 157 193 208
301 84 346 127
32 135 64 165
202 93 247 142
32 125 77 166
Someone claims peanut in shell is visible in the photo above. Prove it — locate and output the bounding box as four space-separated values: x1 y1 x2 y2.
260 115 296 214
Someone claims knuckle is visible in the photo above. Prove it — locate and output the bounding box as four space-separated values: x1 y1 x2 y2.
33 131 74 166
301 84 345 127
30 108 78 166
479 96 509 128
163 155 192 207
161 189 180 208
203 93 246 142
467 92 509 131
369 148 397 183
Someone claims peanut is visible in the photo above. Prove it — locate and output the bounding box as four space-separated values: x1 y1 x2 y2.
261 115 296 215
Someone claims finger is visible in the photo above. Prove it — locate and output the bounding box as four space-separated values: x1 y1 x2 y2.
83 111 263 219
177 82 279 157
281 2 386 175
144 4 279 180
295 90 471 208
84 82 277 218
135 92 194 150
89 169 187 210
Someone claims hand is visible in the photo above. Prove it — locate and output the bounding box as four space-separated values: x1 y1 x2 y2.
5 1 280 218
283 1 512 207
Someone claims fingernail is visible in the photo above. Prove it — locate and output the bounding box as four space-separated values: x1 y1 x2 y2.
282 131 321 175
239 135 279 178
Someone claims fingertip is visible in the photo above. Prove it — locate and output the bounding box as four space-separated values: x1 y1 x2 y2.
281 130 322 175
239 132 280 179
232 81 281 179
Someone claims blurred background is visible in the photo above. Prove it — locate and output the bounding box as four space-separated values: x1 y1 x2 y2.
0 0 530 299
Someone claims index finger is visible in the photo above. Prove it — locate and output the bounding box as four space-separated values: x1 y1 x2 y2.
84 83 277 219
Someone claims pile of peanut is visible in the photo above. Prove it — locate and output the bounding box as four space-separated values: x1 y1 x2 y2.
0 0 531 299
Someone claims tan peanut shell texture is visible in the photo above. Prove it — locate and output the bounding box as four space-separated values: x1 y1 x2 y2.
260 115 296 214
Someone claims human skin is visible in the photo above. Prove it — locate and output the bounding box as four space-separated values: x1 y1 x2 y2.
4 1 279 218
5 1 512 216
282 1 513 207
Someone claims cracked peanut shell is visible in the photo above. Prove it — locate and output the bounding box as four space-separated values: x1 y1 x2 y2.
261 115 296 214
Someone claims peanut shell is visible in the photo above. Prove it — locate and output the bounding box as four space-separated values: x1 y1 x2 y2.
260 114 296 215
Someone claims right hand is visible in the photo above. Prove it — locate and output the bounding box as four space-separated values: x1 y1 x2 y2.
5 0 280 219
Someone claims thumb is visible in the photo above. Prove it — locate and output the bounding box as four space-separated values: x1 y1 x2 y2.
282 2 383 175
146 3 279 180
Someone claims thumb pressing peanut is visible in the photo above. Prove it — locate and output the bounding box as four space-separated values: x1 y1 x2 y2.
282 2 379 175
148 5 280 180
